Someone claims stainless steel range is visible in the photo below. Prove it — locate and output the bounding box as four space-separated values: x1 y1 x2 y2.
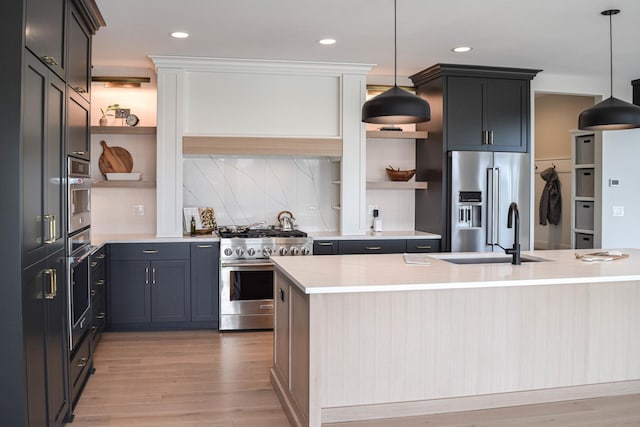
218 225 312 331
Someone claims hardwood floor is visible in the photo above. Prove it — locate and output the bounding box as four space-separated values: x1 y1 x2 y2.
72 330 640 427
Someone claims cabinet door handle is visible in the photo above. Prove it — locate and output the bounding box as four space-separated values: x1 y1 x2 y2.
152 268 156 285
145 267 149 285
489 130 494 145
77 358 88 368
280 288 285 302
318 242 334 246
197 244 213 248
73 87 87 93
95 279 105 286
482 130 488 145
365 246 381 250
96 313 106 319
43 214 55 244
72 151 87 155
42 55 58 66
143 249 159 254
415 245 432 249
44 269 57 299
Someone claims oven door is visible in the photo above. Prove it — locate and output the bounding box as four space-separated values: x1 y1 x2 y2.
68 249 92 350
220 261 274 330
68 181 91 234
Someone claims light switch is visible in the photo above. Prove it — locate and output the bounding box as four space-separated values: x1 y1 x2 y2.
612 206 624 217
609 178 620 187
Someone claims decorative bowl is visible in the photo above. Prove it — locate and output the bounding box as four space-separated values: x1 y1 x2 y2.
385 167 416 181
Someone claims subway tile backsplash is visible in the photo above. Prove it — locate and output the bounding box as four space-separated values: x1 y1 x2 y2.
183 156 338 231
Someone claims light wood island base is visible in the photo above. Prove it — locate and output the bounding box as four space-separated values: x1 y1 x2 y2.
271 252 640 427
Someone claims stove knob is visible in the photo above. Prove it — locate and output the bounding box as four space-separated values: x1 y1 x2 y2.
301 247 310 256
279 247 288 256
290 247 299 256
262 247 272 257
236 248 245 257
247 248 256 256
224 248 233 256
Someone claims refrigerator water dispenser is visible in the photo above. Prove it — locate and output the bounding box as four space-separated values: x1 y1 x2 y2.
457 191 482 229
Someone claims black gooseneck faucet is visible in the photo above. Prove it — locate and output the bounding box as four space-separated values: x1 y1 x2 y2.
505 202 521 265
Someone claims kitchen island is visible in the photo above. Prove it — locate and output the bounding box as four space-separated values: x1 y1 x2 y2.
270 249 640 427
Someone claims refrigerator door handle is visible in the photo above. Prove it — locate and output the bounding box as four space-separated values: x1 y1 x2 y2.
486 168 494 246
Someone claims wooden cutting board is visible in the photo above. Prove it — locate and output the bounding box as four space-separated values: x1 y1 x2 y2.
99 140 133 175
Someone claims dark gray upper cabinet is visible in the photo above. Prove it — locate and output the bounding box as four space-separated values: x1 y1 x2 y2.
25 0 66 77
190 243 220 323
447 77 528 152
67 91 90 159
67 2 91 100
23 52 66 267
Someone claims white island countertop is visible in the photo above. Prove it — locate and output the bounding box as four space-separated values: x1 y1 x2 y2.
271 249 640 294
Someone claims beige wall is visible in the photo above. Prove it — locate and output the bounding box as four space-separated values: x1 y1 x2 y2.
534 94 594 159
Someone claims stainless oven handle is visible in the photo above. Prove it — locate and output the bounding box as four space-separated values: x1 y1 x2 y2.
259 304 274 310
221 262 274 269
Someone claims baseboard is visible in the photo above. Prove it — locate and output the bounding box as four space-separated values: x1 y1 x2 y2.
270 368 302 427
322 380 640 423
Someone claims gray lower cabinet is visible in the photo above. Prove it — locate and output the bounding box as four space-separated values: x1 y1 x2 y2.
314 238 441 255
190 243 219 324
313 240 338 255
405 239 441 253
90 246 107 347
109 243 191 328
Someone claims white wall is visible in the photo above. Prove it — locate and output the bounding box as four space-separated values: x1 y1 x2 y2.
533 72 640 249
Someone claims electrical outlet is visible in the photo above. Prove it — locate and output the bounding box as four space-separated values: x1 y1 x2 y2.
612 206 624 217
133 204 145 216
305 205 318 215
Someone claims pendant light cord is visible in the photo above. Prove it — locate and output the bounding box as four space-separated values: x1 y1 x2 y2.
609 12 613 98
393 0 397 87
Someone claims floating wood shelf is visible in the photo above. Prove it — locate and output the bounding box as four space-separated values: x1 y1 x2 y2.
91 126 157 135
182 135 342 157
366 130 428 139
92 181 156 188
366 181 428 190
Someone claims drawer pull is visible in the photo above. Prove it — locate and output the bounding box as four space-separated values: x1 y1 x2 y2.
143 249 159 254
72 151 87 155
90 326 97 333
90 261 98 267
318 242 334 246
91 289 96 296
95 279 105 286
416 245 432 249
259 304 274 310
77 358 88 368
197 244 213 248
365 246 381 250
73 87 87 93
96 254 106 259
96 313 106 319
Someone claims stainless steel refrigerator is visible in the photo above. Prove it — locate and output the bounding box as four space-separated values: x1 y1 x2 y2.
449 151 530 252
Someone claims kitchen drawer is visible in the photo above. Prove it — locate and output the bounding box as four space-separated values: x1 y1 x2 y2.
575 201 594 230
90 246 107 270
70 333 92 406
405 239 440 253
575 134 595 165
313 240 338 255
110 243 190 261
338 239 405 255
575 233 594 249
575 168 594 198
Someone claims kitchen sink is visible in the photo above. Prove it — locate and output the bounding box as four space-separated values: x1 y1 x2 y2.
432 254 550 265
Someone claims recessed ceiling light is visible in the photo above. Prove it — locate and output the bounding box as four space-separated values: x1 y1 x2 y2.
318 38 336 45
452 46 472 53
170 32 189 39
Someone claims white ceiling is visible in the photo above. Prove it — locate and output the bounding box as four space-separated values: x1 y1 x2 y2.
93 0 640 89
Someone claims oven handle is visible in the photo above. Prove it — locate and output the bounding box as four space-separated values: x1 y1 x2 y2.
220 262 274 269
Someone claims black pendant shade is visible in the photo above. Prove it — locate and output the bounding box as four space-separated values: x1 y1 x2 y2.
362 0 431 125
578 9 640 130
361 85 431 124
578 96 640 130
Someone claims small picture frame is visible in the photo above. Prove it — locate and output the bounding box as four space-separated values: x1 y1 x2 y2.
114 108 130 119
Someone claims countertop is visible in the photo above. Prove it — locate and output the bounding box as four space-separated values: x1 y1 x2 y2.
271 249 640 294
309 230 441 240
91 233 219 247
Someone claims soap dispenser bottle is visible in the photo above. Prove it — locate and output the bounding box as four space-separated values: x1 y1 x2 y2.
373 209 382 232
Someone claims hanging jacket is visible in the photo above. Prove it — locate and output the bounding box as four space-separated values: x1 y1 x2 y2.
539 167 561 226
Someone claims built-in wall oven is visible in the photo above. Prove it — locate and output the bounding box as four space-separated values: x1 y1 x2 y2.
218 226 312 331
68 157 91 234
67 228 92 350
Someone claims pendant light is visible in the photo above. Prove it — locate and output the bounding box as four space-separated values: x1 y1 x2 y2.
578 9 640 130
362 0 430 124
